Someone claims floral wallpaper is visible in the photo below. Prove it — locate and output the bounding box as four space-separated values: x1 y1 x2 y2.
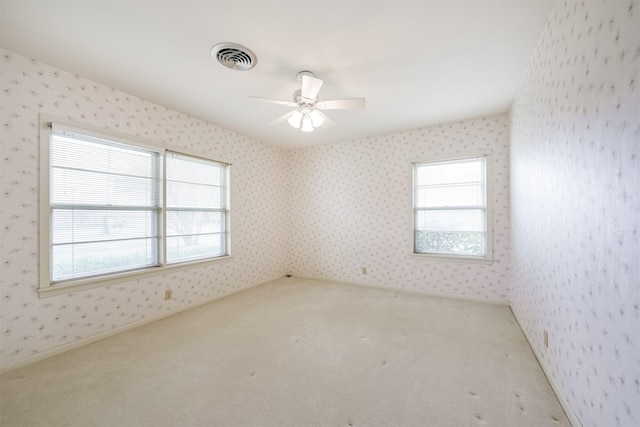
0 48 512 371
0 50 290 369
286 114 511 302
510 1 640 427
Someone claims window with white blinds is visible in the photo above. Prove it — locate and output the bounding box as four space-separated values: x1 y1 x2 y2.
42 121 230 291
413 156 491 260
166 152 228 263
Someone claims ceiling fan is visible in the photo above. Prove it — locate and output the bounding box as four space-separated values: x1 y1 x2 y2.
249 71 365 132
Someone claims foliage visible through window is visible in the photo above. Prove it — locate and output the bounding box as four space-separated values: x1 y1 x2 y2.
413 156 488 258
46 124 229 286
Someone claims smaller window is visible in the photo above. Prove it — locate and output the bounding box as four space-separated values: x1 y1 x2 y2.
166 152 229 264
413 155 491 260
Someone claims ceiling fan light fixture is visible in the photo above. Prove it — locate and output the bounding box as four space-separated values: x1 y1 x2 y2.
288 110 303 128
301 114 314 132
309 110 325 127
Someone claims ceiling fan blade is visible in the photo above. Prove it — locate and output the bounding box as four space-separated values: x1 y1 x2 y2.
249 96 298 107
301 75 323 101
268 110 296 126
317 98 366 110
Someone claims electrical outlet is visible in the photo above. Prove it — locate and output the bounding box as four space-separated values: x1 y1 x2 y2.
164 289 173 301
543 330 549 348
362 267 367 275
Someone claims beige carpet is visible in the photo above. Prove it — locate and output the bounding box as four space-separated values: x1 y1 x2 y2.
0 277 569 426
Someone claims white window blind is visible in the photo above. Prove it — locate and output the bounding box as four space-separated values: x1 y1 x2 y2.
413 156 488 258
49 127 161 282
166 152 228 263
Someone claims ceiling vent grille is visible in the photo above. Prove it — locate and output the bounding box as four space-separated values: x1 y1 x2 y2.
211 43 256 71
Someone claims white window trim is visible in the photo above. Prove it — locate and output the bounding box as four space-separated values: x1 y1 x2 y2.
38 115 232 298
409 151 494 264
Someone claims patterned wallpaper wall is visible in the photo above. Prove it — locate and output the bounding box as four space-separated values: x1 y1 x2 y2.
286 114 511 302
0 50 290 369
0 48 513 369
510 1 639 427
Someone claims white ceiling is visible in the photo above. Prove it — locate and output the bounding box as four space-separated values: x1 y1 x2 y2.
1 0 555 149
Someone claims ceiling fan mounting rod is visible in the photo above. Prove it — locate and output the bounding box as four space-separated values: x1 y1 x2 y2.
296 70 315 81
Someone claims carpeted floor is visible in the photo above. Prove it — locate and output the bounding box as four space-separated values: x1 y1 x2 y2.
0 277 570 426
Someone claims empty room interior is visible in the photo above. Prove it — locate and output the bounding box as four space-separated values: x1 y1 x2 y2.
0 1 638 426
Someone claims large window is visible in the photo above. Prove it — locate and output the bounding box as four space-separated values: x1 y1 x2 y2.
48 128 162 282
40 120 230 295
413 155 491 260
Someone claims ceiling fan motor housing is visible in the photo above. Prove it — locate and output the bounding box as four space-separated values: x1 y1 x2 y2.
295 94 318 106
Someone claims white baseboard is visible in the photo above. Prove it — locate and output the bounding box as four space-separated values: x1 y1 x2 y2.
293 274 510 306
0 275 285 374
510 307 583 427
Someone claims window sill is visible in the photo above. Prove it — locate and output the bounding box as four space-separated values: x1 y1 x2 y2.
38 256 234 298
408 253 494 265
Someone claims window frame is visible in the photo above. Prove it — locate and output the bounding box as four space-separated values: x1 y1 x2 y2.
410 152 493 264
39 115 232 298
